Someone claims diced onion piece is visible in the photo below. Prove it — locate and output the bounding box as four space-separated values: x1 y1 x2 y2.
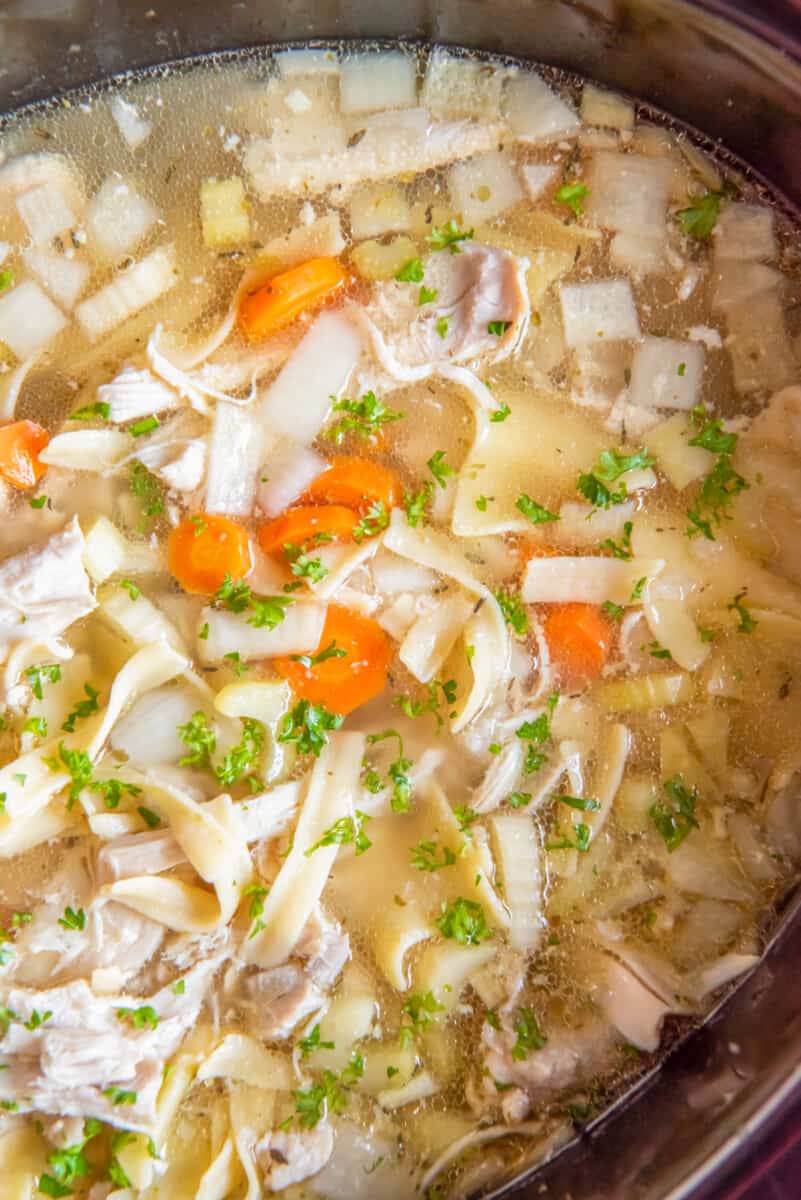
712 262 783 313
205 400 262 517
349 184 411 240
214 679 290 724
356 1043 417 1094
580 85 635 131
39 429 132 471
0 280 67 359
76 244 177 342
559 279 640 348
260 310 362 444
422 49 508 121
351 235 418 282
276 48 340 77
724 290 796 396
596 671 693 713
522 555 663 605
110 684 202 766
553 501 636 548
21 247 89 310
200 177 251 248
197 603 327 663
490 813 543 952
86 176 159 262
585 152 672 238
257 440 327 518
628 336 704 411
83 515 127 583
110 95 151 149
609 231 667 277
713 203 776 263
99 584 187 654
339 52 417 114
648 412 711 490
98 365 180 424
520 163 558 201
16 181 77 244
615 773 658 833
505 72 580 144
448 150 523 226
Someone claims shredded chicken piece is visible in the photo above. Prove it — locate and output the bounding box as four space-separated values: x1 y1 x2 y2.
0 517 95 656
256 1122 335 1190
239 963 324 1039
0 959 218 1130
358 242 529 383
481 1018 615 1100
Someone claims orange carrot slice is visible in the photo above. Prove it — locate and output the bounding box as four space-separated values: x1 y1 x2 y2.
239 256 349 341
303 456 401 513
543 602 613 679
274 603 391 714
168 513 252 595
258 504 360 559
0 420 49 490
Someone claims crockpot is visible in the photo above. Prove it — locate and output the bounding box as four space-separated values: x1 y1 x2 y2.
2 1 799 1196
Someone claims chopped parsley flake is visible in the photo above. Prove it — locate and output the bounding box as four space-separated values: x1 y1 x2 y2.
601 520 633 561
555 181 588 217
650 774 700 852
395 258 424 283
728 590 757 634
495 587 528 636
409 839 458 872
25 663 61 701
516 493 558 525
58 906 86 932
436 897 489 945
677 189 724 240
403 481 434 527
129 415 160 437
426 219 474 254
328 390 403 445
70 400 110 422
490 401 511 422
487 320 512 337
512 1008 547 1059
61 683 100 733
278 699 343 758
305 810 372 857
299 1023 335 1058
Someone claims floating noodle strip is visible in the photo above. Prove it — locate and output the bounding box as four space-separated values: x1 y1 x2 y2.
583 722 630 845
198 1035 294 1090
383 508 509 731
423 780 510 931
0 641 187 856
196 1137 243 1200
243 731 366 967
490 813 543 951
104 785 252 933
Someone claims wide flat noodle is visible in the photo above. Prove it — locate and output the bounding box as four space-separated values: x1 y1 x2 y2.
0 642 187 857
104 787 252 933
383 508 509 731
198 1034 294 1090
451 386 607 536
243 731 366 967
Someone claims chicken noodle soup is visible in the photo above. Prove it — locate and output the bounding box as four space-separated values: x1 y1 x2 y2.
0 42 799 1199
